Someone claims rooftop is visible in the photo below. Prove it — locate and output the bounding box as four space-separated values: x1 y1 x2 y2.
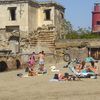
0 0 65 10
0 0 38 3
39 1 65 9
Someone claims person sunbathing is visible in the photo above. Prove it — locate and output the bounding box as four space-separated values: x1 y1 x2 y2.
53 73 80 81
28 68 37 76
53 73 67 81
88 61 99 75
74 61 86 73
75 63 82 73
69 62 95 78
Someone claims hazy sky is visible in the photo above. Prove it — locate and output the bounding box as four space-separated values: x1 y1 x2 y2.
38 0 99 30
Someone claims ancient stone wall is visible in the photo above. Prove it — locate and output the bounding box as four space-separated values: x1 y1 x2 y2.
55 39 100 60
0 55 21 72
1 26 100 71
0 30 11 50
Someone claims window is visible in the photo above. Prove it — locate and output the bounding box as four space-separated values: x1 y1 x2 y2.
6 26 19 32
8 7 16 21
44 9 51 20
97 21 100 25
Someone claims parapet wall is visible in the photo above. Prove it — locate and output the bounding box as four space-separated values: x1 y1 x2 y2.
55 39 100 48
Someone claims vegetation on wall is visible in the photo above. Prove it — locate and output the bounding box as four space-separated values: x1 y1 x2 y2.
65 33 100 39
62 19 100 39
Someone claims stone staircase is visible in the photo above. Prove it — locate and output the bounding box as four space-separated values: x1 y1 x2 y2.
20 26 56 53
28 29 55 53
37 30 56 52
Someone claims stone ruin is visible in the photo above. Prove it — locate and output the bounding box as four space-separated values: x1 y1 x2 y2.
0 25 100 72
0 25 57 71
20 24 57 54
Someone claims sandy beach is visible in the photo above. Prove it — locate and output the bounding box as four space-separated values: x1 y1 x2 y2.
0 59 100 100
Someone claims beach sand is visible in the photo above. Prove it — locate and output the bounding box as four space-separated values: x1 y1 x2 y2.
0 58 100 100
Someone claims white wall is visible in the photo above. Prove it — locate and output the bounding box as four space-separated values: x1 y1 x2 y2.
0 3 28 32
28 5 38 32
37 6 55 27
54 8 65 38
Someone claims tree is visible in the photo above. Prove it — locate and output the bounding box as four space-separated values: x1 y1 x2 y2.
62 19 73 34
59 19 73 39
76 27 91 34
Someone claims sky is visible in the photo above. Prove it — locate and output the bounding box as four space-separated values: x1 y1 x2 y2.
56 0 99 30
38 0 99 30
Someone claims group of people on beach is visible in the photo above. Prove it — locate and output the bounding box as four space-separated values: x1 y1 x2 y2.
17 50 100 81
52 57 100 81
75 60 99 75
27 51 46 76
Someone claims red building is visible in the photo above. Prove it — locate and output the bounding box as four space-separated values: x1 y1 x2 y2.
92 3 100 33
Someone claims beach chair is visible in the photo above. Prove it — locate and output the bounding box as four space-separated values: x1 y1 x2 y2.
68 61 96 78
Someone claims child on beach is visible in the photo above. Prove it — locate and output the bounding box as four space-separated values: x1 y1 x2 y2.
28 52 37 76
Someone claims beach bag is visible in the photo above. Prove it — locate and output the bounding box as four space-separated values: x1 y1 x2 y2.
17 73 23 77
25 67 29 72
64 73 69 78
53 74 59 79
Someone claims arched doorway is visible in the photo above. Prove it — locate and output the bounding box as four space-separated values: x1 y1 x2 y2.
16 59 21 69
0 61 8 72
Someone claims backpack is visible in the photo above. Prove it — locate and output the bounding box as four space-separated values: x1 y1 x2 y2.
53 74 59 79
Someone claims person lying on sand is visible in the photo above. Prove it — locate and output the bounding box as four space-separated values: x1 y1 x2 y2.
88 61 100 75
53 73 80 81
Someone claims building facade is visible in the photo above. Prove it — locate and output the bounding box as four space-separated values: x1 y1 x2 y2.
92 3 100 33
0 0 65 54
0 0 65 34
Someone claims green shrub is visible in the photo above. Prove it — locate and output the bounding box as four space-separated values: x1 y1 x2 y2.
65 33 100 39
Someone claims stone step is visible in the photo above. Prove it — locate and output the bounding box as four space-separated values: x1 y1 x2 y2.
38 38 54 40
38 34 54 36
32 42 55 46
38 37 54 39
38 36 54 38
30 40 37 42
38 35 55 37
30 42 55 46
38 32 54 34
38 40 54 42
32 40 54 43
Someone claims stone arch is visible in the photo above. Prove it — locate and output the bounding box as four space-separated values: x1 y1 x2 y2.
0 61 8 72
16 59 21 69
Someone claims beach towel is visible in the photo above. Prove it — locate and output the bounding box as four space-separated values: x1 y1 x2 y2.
85 57 95 62
50 66 59 72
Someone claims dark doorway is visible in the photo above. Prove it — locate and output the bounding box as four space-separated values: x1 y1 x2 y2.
88 48 100 60
16 59 21 69
0 61 8 72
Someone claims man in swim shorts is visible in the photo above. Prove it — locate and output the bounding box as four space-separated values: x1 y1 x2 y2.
38 51 45 71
